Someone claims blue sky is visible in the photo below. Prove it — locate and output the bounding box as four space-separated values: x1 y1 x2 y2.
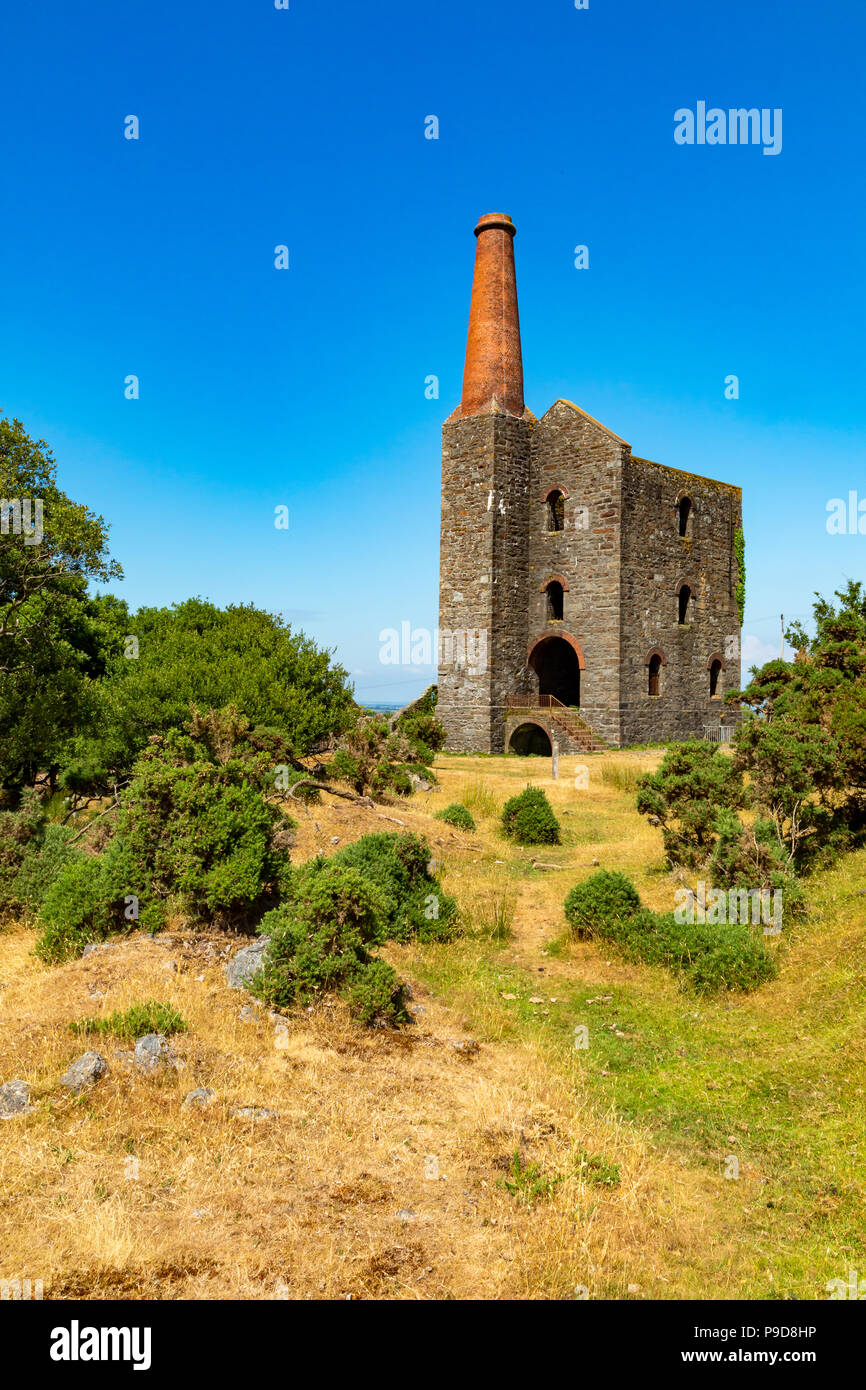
1 0 864 702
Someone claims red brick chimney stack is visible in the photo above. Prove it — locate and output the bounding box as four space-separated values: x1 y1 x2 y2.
455 213 526 419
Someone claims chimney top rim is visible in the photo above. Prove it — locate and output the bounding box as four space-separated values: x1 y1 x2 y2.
474 213 516 238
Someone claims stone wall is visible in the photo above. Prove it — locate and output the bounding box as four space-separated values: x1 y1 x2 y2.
437 411 531 752
526 400 626 746
619 456 742 744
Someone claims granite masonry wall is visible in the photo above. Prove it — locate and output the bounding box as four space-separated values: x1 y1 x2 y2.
438 404 741 752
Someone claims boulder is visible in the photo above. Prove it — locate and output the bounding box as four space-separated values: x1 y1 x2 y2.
225 938 269 991
0 1080 33 1119
61 1052 108 1094
183 1088 216 1110
134 1033 178 1074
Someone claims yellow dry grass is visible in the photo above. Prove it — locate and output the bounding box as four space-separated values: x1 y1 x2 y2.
1 748 863 1300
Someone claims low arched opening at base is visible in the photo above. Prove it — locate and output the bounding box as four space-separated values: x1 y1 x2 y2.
508 722 553 756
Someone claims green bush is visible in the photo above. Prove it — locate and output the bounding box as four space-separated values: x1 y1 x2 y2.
34 846 130 964
435 803 476 832
70 1000 187 1038
330 832 459 942
564 870 641 939
0 791 80 922
115 712 292 928
342 959 409 1026
501 786 560 846
562 871 777 995
253 862 407 1026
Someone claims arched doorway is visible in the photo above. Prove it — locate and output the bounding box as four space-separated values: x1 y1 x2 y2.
528 634 584 707
508 722 552 755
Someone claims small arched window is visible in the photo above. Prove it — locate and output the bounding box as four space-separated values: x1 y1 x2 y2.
545 580 564 621
678 584 691 625
709 659 722 697
546 489 565 533
648 653 662 697
678 496 692 538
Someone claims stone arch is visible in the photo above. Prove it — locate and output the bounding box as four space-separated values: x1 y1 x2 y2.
527 632 585 706
675 578 693 625
676 493 693 538
644 646 668 667
540 574 568 621
543 484 571 501
508 722 553 756
707 652 726 698
539 573 570 592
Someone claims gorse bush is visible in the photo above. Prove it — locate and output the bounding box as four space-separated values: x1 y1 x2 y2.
34 708 295 961
251 831 455 1025
34 839 137 963
252 862 408 1026
0 790 78 922
435 803 476 831
70 1000 187 1038
501 786 560 846
330 831 459 943
116 709 292 928
564 870 641 939
563 870 777 995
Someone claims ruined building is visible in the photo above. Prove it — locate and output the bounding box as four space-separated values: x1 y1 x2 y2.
437 213 743 753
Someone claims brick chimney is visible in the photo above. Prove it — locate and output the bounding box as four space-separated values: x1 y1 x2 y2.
451 213 526 419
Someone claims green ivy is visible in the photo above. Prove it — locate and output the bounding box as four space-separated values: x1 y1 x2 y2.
734 527 746 625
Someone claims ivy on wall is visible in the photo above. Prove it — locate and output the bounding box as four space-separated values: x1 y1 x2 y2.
734 527 746 625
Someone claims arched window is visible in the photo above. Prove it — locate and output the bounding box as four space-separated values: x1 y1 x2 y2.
544 580 564 621
546 489 565 533
709 659 722 697
678 496 692 537
678 584 691 625
648 653 662 696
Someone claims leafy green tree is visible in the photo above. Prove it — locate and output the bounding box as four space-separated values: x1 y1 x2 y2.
0 416 122 792
636 741 744 869
62 598 356 790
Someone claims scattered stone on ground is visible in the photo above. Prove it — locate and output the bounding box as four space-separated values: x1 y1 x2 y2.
225 938 269 990
134 1033 179 1074
0 1080 33 1119
183 1088 216 1109
61 1052 108 1094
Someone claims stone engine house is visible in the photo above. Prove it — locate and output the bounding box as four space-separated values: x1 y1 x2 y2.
437 213 742 754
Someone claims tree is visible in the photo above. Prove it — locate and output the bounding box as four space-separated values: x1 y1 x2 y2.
0 416 122 792
61 598 357 790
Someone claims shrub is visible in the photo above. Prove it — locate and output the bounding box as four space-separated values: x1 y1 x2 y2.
34 845 130 964
501 786 560 846
564 870 641 939
435 803 476 832
70 1000 187 1038
253 862 407 1026
342 959 409 1026
330 832 459 942
115 712 292 928
0 791 79 922
562 871 777 995
636 741 744 869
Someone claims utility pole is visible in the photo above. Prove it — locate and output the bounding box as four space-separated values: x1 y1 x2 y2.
780 614 785 661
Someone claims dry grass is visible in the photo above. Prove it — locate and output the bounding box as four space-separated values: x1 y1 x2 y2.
1 747 864 1300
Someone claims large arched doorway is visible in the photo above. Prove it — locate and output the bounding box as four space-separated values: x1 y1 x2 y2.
528 634 583 707
508 722 552 755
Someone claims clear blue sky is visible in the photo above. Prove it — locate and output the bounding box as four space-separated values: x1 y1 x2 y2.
2 0 864 701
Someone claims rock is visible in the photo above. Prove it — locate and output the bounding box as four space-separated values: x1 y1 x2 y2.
409 774 432 792
0 1080 34 1119
61 1052 108 1094
396 1209 417 1222
501 992 517 1001
407 1004 426 1018
238 1005 257 1022
229 1105 277 1121
450 1038 480 1055
225 937 269 990
183 1088 215 1110
330 836 340 845
82 944 99 958
134 1033 178 1074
